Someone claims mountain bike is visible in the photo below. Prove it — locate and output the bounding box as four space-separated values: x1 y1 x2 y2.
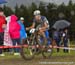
20 28 53 60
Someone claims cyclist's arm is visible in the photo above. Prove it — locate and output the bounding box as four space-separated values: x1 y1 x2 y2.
39 22 48 30
40 17 49 30
26 22 35 30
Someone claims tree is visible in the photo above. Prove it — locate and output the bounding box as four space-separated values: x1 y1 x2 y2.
38 2 46 16
47 3 57 26
15 4 20 17
28 2 37 19
3 5 14 16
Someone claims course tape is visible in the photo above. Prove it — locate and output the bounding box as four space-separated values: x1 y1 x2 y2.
0 45 75 50
53 46 75 50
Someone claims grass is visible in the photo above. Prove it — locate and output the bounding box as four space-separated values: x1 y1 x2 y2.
0 42 75 65
52 49 75 56
0 49 75 65
0 49 75 59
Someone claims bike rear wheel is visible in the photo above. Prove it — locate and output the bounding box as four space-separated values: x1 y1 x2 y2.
42 45 53 58
42 38 53 58
37 35 53 58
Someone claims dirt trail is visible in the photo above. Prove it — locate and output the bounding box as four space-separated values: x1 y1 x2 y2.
0 56 75 65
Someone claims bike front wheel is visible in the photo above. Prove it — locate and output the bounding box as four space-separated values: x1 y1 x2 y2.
20 38 36 60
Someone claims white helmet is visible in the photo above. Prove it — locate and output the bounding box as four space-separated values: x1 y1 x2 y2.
33 10 41 16
20 17 24 20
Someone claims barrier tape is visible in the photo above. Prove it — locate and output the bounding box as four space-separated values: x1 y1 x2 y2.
0 45 75 50
53 46 75 50
0 45 27 49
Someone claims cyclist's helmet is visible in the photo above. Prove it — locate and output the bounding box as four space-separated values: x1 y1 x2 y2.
33 10 41 16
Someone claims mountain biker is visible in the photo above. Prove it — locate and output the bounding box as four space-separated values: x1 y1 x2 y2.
26 10 50 45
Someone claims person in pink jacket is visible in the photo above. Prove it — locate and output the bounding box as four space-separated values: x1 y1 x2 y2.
9 15 21 55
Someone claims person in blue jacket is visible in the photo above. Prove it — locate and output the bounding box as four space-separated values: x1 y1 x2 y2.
18 17 27 44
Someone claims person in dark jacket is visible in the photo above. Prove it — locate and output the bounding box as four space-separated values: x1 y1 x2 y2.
62 28 69 53
53 29 60 52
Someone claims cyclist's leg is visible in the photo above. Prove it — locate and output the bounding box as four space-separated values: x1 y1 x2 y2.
45 30 49 38
39 30 47 45
45 30 51 45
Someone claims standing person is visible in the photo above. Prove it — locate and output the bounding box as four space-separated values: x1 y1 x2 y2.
4 16 13 53
9 15 21 55
62 28 69 53
18 17 27 44
4 16 13 46
59 29 63 46
53 29 60 52
0 9 6 56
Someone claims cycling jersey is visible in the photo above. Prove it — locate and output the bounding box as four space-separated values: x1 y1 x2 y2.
33 16 49 30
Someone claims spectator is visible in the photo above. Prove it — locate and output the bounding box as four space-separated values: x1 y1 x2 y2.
0 9 6 56
53 29 60 52
18 17 27 44
9 15 21 55
62 28 69 53
59 29 63 46
4 16 13 46
4 16 13 54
